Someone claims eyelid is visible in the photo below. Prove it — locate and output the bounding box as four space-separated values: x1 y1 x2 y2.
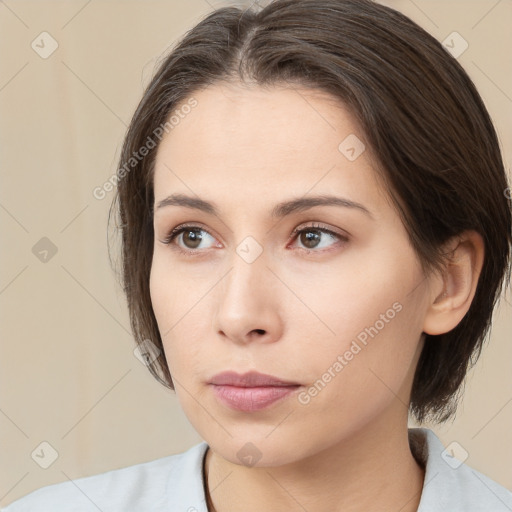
291 222 349 241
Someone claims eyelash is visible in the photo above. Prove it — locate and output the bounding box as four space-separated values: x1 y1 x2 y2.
160 222 348 256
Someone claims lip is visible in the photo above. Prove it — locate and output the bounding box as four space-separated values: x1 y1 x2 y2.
209 370 300 387
209 371 301 412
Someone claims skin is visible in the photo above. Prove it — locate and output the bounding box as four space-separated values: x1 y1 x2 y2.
149 82 484 512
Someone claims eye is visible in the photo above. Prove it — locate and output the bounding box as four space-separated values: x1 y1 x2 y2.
290 223 348 252
160 224 219 253
159 222 348 255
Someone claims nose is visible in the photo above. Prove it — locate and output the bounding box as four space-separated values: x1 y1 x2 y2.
214 249 284 346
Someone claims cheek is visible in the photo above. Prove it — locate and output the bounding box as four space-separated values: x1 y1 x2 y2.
149 256 211 382
149 258 182 374
294 248 427 419
291 237 422 358
289 290 425 457
149 258 173 336
281 239 422 350
149 251 203 335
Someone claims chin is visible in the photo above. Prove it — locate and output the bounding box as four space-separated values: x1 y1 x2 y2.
208 432 313 469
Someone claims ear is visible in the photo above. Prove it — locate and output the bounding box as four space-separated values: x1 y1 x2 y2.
422 230 485 336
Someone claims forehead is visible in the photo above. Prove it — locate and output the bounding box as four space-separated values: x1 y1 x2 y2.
152 82 386 214
157 81 357 163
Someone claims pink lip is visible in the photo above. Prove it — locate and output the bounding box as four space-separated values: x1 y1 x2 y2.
209 371 301 412
209 370 300 387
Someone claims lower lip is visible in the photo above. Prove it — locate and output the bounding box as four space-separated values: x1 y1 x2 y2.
210 384 300 412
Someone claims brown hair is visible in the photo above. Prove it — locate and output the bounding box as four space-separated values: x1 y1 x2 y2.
110 0 512 423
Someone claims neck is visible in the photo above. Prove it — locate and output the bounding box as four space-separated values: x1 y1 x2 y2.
203 408 425 512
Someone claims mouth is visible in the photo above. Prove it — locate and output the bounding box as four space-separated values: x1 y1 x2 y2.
208 371 301 412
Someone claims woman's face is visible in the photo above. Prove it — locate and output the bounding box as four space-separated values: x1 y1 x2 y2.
150 82 431 466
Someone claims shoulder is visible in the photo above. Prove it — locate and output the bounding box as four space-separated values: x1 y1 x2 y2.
410 427 512 512
2 442 209 512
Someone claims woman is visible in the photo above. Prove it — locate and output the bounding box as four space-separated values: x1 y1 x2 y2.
4 0 511 510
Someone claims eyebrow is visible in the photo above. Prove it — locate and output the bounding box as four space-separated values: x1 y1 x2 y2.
155 193 374 219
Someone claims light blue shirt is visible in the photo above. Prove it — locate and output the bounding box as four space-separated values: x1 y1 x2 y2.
3 428 512 511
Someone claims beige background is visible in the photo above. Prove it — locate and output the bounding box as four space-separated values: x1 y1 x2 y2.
0 0 511 506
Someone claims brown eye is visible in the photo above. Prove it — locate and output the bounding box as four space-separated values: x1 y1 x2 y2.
299 229 323 249
291 224 348 252
162 225 217 251
180 228 203 249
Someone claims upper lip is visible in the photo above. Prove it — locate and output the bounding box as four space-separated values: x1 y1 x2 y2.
209 371 300 387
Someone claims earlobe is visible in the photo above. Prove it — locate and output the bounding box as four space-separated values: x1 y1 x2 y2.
422 231 485 336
